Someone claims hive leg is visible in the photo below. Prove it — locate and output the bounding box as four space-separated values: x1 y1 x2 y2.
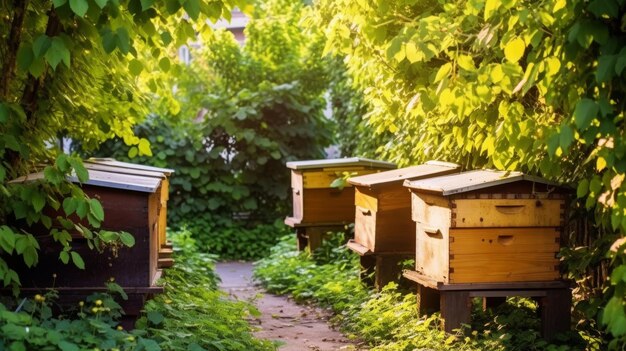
375 255 405 290
440 291 471 333
538 288 571 340
416 284 440 315
296 228 308 251
483 297 506 311
360 255 376 287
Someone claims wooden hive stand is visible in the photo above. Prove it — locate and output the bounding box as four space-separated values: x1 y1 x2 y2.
284 157 396 252
346 161 460 289
403 169 572 340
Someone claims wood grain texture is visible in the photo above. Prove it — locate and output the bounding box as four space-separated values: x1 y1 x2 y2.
354 206 377 250
449 252 559 283
354 186 378 211
302 187 355 223
413 193 451 283
452 199 563 227
450 228 560 255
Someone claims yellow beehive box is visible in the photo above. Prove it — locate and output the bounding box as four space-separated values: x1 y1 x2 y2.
404 170 568 285
284 158 396 227
347 161 460 254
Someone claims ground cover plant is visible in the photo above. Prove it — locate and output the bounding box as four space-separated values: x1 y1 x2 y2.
0 228 276 351
254 233 602 350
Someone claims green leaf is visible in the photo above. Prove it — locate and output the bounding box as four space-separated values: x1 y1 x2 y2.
596 55 617 83
484 0 499 20
76 200 88 219
53 0 68 7
28 57 45 77
33 35 51 58
577 179 589 198
183 0 200 20
16 44 34 72
138 138 152 156
45 37 71 70
94 0 108 8
99 230 117 243
59 340 79 351
119 232 135 247
559 124 574 152
31 191 46 212
69 158 89 183
128 146 138 158
504 37 525 63
588 0 619 18
0 226 16 253
23 246 38 267
405 42 420 63
141 0 154 11
89 198 105 221
69 0 89 17
434 63 452 83
147 311 164 325
59 250 69 264
160 31 173 46
159 57 170 71
70 251 85 270
128 59 143 76
63 198 78 215
101 30 117 53
116 27 131 54
573 98 599 130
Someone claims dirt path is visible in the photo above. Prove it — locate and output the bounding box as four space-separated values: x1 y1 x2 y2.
215 262 363 351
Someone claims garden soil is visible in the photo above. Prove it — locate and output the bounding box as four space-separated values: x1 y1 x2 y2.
216 262 365 351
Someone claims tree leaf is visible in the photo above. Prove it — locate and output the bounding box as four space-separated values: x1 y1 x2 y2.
94 0 108 8
89 198 104 221
484 0 499 20
183 0 200 20
140 0 154 11
31 191 46 212
33 35 51 58
45 37 71 70
70 251 85 270
573 98 599 130
53 0 68 7
577 179 589 198
59 250 70 264
128 59 143 76
16 44 34 72
119 232 135 247
69 158 89 183
504 37 525 63
138 138 152 156
69 0 89 17
147 311 164 325
116 27 130 54
559 124 574 152
596 55 617 83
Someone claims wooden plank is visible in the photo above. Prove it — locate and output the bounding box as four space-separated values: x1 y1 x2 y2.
417 284 440 315
452 199 563 227
469 290 547 298
375 255 409 289
360 255 376 287
302 187 356 223
450 228 560 255
402 270 440 290
449 252 559 283
354 186 378 211
414 195 451 283
373 208 414 252
303 168 382 189
354 206 377 251
440 291 471 333
158 180 169 249
378 185 411 211
346 240 372 256
437 280 570 291
539 288 572 340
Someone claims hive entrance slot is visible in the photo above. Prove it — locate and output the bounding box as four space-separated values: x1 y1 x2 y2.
497 235 514 245
494 204 525 214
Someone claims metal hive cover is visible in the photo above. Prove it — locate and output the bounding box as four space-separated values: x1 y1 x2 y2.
286 157 396 170
87 158 174 175
403 169 561 196
348 161 460 187
11 168 162 193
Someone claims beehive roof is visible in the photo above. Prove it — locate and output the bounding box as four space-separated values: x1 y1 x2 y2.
348 161 460 187
286 157 396 170
86 158 174 175
404 169 561 196
11 168 162 193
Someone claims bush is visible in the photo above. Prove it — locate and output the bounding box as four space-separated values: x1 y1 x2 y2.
254 234 600 350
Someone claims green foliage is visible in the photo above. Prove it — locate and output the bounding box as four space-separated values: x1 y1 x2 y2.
1 0 245 291
0 228 275 351
139 228 277 351
89 0 334 259
0 284 155 350
255 234 598 350
310 0 626 345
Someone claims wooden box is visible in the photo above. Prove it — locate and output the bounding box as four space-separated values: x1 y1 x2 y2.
284 158 396 227
84 159 175 268
348 161 460 254
404 170 568 285
10 162 170 293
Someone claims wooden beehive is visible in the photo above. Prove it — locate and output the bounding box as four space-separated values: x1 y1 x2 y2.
284 158 396 227
347 161 460 254
10 164 167 294
404 170 568 285
84 159 175 268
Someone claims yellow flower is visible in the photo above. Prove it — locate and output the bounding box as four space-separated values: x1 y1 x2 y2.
79 301 84 307
91 307 98 314
116 325 123 331
95 299 103 306
34 294 45 302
